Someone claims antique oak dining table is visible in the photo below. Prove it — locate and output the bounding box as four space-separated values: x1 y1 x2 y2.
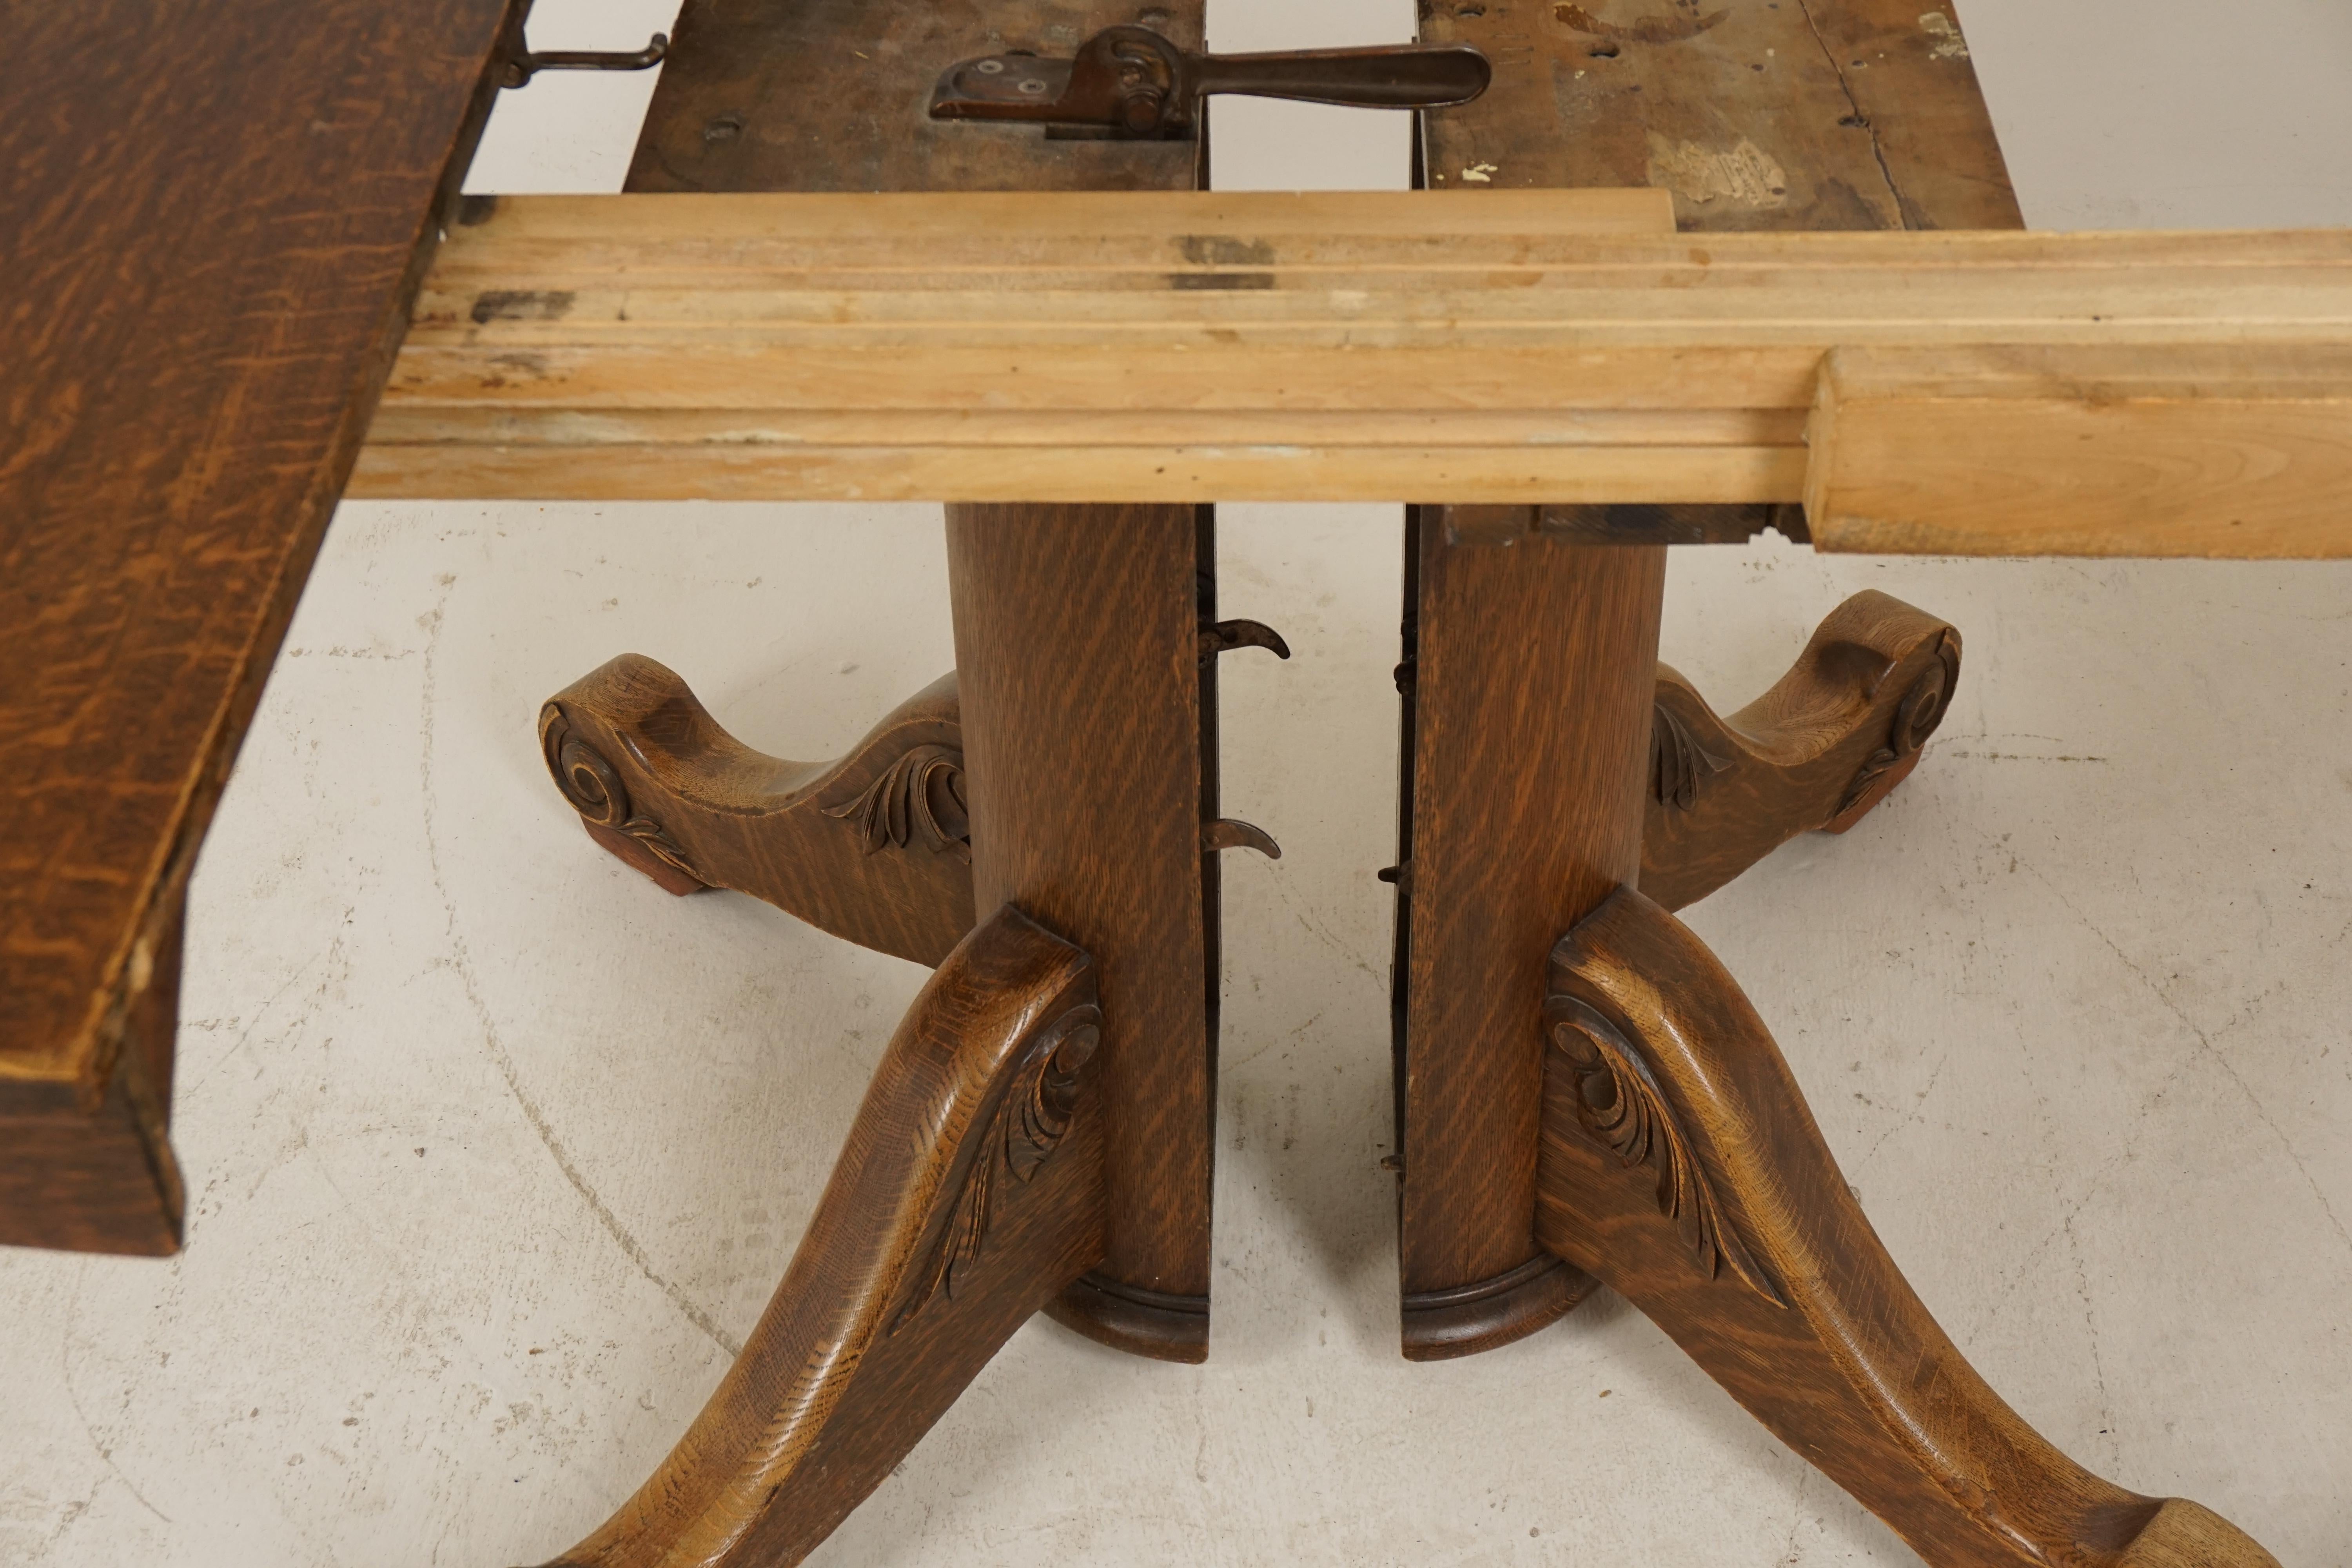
3 0 2327 1563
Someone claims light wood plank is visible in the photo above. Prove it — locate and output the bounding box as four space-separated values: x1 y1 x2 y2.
353 192 2352 552
1807 346 2352 556
443 187 1680 241
351 441 1809 505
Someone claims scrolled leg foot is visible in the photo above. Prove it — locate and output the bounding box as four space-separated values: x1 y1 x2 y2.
1536 888 2281 1568
533 904 1107 1568
539 655 975 965
1642 590 1960 912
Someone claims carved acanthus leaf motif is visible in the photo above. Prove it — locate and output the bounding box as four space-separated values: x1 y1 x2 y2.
823 744 971 864
892 1003 1102 1333
1837 629 1961 817
538 706 704 883
1651 702 1733 812
1544 992 1786 1308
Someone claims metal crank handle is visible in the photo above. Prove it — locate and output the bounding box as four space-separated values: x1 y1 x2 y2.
929 25 1490 138
1189 44 1492 112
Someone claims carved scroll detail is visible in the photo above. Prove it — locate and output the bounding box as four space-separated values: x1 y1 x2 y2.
1542 990 1786 1308
1641 594 1964 911
1838 627 1960 818
1650 701 1731 812
539 704 704 884
894 1002 1103 1332
538 660 972 964
822 744 972 864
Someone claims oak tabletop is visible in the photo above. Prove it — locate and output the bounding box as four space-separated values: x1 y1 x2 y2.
0 0 521 1250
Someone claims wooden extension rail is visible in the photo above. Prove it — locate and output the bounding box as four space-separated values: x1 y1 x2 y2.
351 189 2352 558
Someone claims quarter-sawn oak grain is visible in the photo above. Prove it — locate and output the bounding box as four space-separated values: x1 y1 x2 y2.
1539 889 2281 1568
0 0 524 1254
949 505 1218 1361
1394 526 1666 1356
1390 0 2014 1357
535 905 1107 1568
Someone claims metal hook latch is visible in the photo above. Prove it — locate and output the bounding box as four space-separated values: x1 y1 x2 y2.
1199 619 1292 663
501 30 669 89
929 25 1490 138
1201 819 1283 860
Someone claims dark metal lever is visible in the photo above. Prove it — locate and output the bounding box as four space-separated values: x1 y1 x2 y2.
1199 619 1293 662
930 25 1491 138
1201 819 1283 860
502 31 668 89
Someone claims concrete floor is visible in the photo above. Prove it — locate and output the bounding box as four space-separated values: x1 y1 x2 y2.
7 3 2350 1564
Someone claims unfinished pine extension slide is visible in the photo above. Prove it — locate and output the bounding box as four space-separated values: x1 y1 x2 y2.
354 189 2352 558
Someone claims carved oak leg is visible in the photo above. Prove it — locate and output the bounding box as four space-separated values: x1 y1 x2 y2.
1537 887 2280 1568
1643 591 1961 913
539 656 975 965
534 903 1105 1568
